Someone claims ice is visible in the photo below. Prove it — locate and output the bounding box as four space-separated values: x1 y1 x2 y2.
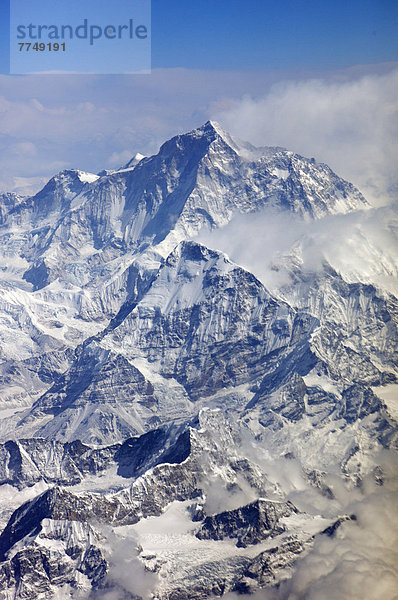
77 171 99 184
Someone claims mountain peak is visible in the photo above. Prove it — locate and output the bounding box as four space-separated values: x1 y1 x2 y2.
195 119 238 148
195 120 266 161
121 152 146 171
202 119 228 137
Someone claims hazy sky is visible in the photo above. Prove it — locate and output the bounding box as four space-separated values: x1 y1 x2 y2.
0 0 397 202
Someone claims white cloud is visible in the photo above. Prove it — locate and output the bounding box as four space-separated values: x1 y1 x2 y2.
201 473 259 515
280 452 398 600
9 141 37 157
11 176 51 196
197 204 398 296
222 451 398 600
92 528 159 600
212 69 398 206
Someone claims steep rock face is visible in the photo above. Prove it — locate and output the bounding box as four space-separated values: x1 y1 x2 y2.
0 121 369 418
1 345 194 444
0 122 368 301
0 122 396 600
0 519 107 598
105 241 316 399
0 252 159 416
0 405 394 598
233 260 398 477
0 192 26 225
196 499 297 547
0 410 329 600
0 487 130 562
286 269 398 386
113 409 280 522
2 238 396 467
0 411 278 561
1 241 318 443
256 263 398 387
0 348 74 415
0 423 191 490
18 345 159 444
233 540 309 593
0 438 117 489
6 170 91 226
1 123 367 278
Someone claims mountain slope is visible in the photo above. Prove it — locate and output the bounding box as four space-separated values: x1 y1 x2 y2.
0 122 395 600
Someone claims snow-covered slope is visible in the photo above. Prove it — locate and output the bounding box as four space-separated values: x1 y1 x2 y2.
0 121 368 292
0 409 340 599
0 122 395 600
0 122 369 411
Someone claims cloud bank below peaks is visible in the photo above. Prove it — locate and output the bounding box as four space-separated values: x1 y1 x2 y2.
223 450 398 600
197 204 398 297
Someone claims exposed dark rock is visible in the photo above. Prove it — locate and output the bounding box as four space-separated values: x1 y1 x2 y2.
196 499 297 547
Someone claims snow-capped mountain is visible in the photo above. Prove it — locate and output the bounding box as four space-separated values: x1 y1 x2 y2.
0 121 369 409
0 122 396 599
0 120 368 301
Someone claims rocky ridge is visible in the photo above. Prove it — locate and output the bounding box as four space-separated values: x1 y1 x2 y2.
0 122 395 599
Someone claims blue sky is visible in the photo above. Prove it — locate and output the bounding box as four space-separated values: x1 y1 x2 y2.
0 0 397 204
1 0 398 73
152 0 398 70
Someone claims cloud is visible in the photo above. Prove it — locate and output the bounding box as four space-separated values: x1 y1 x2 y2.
9 176 51 196
221 450 398 600
201 473 259 516
197 204 398 296
91 529 159 600
9 141 37 157
280 452 398 600
212 69 398 206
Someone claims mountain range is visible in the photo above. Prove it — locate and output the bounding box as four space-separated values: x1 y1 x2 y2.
0 121 396 599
